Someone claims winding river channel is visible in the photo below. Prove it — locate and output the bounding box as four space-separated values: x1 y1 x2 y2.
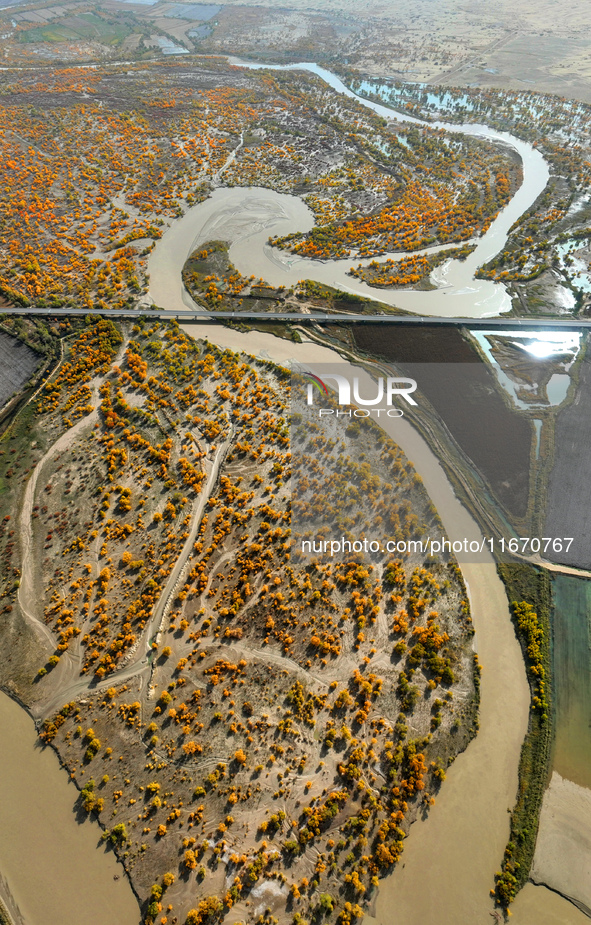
148 57 549 319
0 58 582 925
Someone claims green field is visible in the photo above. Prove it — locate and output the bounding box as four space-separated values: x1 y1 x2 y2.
17 13 133 46
552 573 591 789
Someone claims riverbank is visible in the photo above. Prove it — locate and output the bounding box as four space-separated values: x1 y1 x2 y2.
226 58 549 315
147 184 526 319
494 563 553 907
0 891 17 925
0 312 581 925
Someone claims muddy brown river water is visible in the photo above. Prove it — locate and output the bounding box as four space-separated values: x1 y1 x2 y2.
0 691 140 925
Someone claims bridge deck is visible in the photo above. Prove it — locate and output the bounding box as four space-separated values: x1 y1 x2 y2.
1 307 590 330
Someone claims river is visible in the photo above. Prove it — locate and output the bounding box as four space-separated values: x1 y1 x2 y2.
0 691 140 925
0 58 574 925
148 57 549 319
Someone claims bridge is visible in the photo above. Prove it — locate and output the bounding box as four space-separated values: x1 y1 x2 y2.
1 306 591 330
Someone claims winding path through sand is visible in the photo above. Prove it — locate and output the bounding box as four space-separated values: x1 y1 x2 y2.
18 391 99 652
35 430 234 721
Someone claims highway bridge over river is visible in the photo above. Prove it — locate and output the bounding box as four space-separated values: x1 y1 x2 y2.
2 306 591 329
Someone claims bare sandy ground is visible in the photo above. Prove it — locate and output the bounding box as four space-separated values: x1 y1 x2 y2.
212 0 591 99
531 772 591 917
18 389 99 651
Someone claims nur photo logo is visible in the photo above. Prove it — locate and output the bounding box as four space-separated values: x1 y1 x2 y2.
301 370 418 418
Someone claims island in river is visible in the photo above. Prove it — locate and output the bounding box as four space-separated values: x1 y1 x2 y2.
0 315 482 925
